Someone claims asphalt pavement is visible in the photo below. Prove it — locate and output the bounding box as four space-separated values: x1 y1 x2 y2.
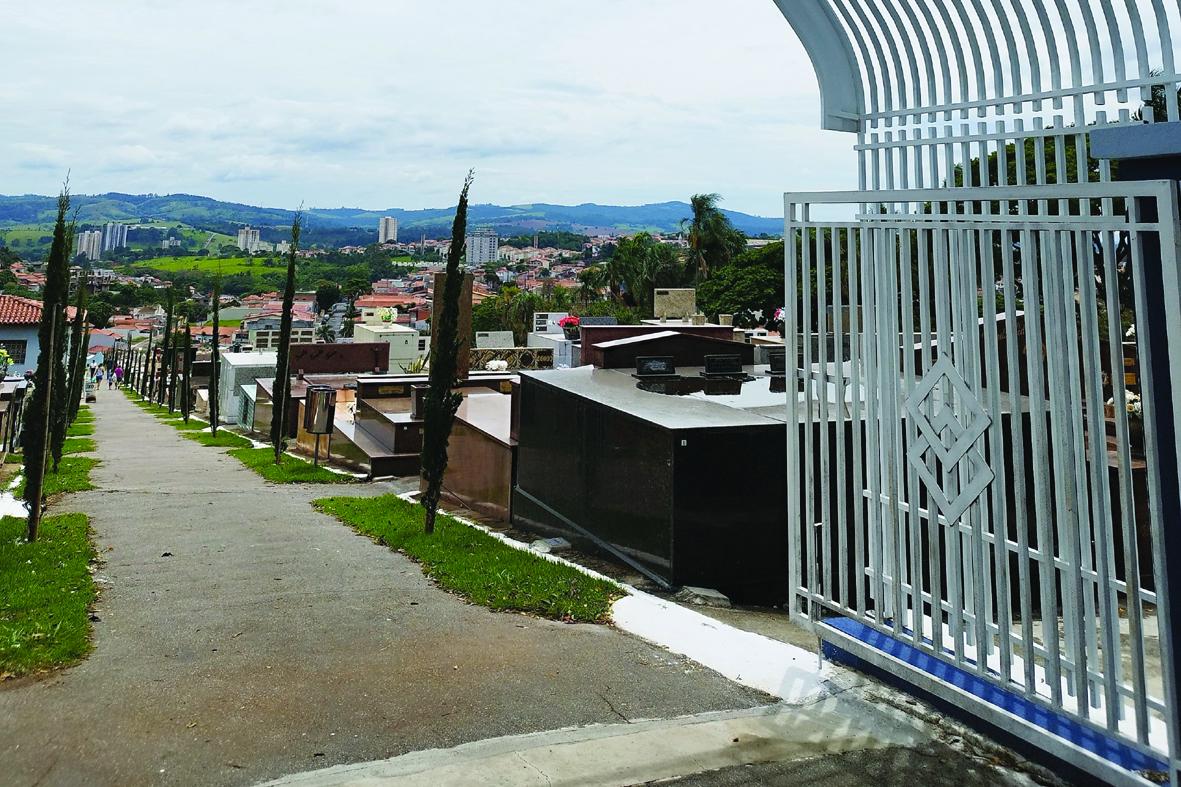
0 391 768 786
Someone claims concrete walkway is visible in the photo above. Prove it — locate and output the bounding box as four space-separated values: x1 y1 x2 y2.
0 392 768 786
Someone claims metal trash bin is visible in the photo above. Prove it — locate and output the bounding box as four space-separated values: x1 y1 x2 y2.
303 385 336 465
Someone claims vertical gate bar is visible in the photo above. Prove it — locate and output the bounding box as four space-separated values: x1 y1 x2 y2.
919 220 944 651
833 226 850 612
785 199 802 617
1064 227 1102 713
1065 227 1099 717
981 222 1015 684
1132 185 1181 781
953 225 975 660
851 225 868 618
1103 214 1150 743
942 224 966 661
1045 227 1077 710
899 219 923 645
887 223 907 637
802 211 817 609
1023 226 1064 705
865 215 886 627
1002 213 1037 695
1051 227 1091 716
1076 223 1123 731
965 224 991 672
818 226 833 604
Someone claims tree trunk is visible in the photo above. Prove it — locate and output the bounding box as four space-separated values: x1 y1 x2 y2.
210 280 221 434
182 322 192 422
271 216 302 464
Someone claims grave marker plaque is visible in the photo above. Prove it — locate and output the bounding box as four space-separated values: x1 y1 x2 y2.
703 354 743 377
635 356 677 378
768 348 786 375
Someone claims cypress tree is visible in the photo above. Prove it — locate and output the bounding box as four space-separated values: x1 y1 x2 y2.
158 292 173 405
47 232 74 474
168 325 179 413
65 284 88 425
22 187 71 541
181 320 192 423
271 214 301 464
421 172 473 535
210 278 221 435
144 333 156 400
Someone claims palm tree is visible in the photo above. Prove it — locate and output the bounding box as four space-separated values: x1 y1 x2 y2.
577 266 606 305
316 319 336 343
684 193 739 280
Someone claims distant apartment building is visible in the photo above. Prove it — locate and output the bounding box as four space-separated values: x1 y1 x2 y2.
237 226 262 253
241 315 317 350
465 228 498 265
160 237 182 250
102 222 129 253
378 216 398 244
70 267 117 292
74 230 102 261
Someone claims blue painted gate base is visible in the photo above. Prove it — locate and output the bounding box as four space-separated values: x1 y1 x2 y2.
820 616 1169 784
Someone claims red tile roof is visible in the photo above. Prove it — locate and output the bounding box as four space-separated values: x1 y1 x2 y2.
0 295 45 325
0 295 79 326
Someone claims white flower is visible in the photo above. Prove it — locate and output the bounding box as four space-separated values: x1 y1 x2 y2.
1126 324 1137 339
485 360 509 372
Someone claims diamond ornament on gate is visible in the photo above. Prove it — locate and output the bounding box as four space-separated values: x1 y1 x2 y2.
904 355 994 523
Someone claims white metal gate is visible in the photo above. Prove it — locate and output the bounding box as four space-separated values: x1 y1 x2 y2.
786 180 1181 784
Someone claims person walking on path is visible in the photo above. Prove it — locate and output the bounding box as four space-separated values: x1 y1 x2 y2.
111 365 122 389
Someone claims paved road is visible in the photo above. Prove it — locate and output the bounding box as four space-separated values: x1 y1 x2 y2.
0 391 767 786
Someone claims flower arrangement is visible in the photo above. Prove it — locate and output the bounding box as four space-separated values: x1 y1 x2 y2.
380 307 395 323
485 359 509 372
558 315 580 328
1107 389 1143 419
0 348 13 375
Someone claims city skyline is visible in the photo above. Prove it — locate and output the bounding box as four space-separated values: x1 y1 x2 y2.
2 1 858 218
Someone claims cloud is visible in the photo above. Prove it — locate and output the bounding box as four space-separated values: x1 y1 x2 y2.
0 0 858 216
10 144 69 171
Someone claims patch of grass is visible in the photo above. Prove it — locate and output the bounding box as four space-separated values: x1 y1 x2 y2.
228 447 355 484
161 418 207 431
62 438 96 455
16 457 98 499
314 495 620 623
0 513 95 677
182 430 253 449
74 409 94 424
65 422 94 437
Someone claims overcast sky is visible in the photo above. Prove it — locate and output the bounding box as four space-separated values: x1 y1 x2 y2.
3 0 858 217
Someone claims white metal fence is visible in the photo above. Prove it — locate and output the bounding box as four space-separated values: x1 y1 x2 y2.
786 180 1181 783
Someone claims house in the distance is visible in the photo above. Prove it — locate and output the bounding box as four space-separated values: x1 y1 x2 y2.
0 295 48 375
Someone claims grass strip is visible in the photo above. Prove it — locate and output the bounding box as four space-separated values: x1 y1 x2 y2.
182 430 253 449
0 513 96 677
62 438 96 455
314 495 620 623
161 419 207 432
65 422 94 437
227 447 355 484
15 457 98 499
